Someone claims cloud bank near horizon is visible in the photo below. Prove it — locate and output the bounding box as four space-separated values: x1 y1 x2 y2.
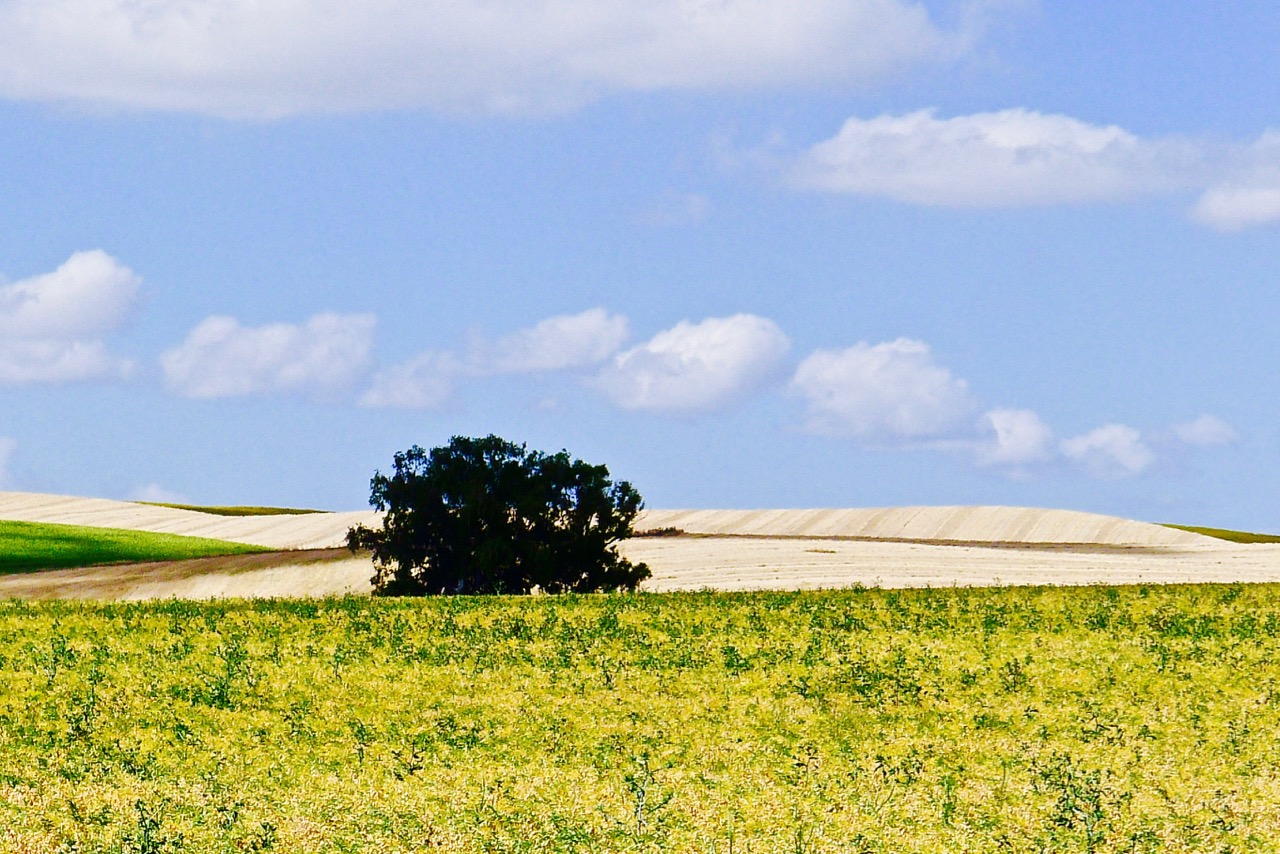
156 303 1232 481
1 251 1237 484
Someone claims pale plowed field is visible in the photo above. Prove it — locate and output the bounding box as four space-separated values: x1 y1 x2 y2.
637 506 1211 546
3 491 1278 599
0 491 378 549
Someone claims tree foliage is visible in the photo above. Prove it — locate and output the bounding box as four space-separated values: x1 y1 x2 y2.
347 435 650 595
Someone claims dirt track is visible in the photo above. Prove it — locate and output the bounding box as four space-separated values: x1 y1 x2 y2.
0 549 374 600
4 537 1280 600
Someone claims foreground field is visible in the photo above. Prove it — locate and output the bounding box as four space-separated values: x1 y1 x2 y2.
4 586 1280 852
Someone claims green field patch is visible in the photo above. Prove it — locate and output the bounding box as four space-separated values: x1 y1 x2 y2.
1163 522 1280 543
3 584 1280 850
0 519 268 573
135 501 326 516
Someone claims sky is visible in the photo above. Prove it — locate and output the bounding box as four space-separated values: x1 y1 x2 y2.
0 1 1277 530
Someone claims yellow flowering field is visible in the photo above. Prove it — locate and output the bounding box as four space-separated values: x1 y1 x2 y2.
2 584 1279 852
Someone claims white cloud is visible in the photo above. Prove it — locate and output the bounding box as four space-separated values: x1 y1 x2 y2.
0 437 15 488
597 314 790 413
473 308 628 374
976 408 1055 468
1171 414 1238 447
0 0 967 118
0 250 139 385
359 350 461 410
792 108 1195 207
161 313 377 401
637 191 714 227
0 249 139 338
1060 423 1154 478
792 338 974 440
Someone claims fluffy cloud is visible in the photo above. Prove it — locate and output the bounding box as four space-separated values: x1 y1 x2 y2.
976 408 1056 469
1171 414 1238 446
0 250 139 385
472 308 628 374
161 313 377 401
792 338 974 440
597 314 790 413
0 0 965 118
792 108 1194 207
130 482 190 504
1060 424 1154 479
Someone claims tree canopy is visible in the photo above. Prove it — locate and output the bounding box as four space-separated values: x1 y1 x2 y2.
347 435 651 595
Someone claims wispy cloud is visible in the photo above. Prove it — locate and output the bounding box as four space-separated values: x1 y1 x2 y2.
788 108 1280 229
1060 423 1155 479
0 0 973 118
636 191 714 227
1170 414 1238 447
0 437 15 489
130 482 190 504
975 408 1056 470
791 108 1199 207
361 308 627 410
359 350 462 411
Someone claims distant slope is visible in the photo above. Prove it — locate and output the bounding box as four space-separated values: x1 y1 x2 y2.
0 493 1218 553
136 502 324 516
1163 524 1280 544
638 507 1216 547
0 492 378 550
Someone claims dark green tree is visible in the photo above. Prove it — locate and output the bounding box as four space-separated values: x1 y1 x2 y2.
347 435 650 595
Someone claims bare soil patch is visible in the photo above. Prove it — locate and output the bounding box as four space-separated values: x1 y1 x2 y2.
0 548 372 600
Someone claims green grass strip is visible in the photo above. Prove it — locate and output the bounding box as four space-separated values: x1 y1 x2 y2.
135 502 325 517
0 519 269 574
1163 523 1280 544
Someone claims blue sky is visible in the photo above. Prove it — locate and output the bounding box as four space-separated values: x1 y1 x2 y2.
0 1 1277 529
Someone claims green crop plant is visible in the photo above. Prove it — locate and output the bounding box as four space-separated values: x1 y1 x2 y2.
2 585 1280 850
0 519 268 573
